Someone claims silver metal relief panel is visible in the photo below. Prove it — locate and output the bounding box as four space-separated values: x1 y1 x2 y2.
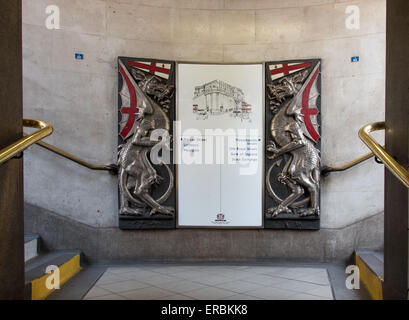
264 60 321 230
117 57 176 230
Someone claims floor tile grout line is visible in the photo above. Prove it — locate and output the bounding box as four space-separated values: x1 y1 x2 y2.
111 276 255 300
238 280 332 298
86 266 334 300
97 278 154 288
214 292 266 301
125 276 204 290
98 276 216 299
145 279 236 298
258 268 327 277
85 272 137 299
85 285 131 300
202 275 333 298
98 281 175 297
325 268 338 300
177 278 297 298
254 273 331 286
104 269 191 283
238 276 329 288
101 275 328 297
154 294 195 300
272 285 332 297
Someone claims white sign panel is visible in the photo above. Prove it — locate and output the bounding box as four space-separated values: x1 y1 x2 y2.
177 64 264 227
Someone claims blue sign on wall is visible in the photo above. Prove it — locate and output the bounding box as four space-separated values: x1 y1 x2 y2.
351 56 360 63
75 53 84 60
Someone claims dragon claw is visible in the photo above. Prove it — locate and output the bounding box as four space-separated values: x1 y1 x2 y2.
266 205 291 218
299 208 320 217
150 206 174 216
120 207 143 216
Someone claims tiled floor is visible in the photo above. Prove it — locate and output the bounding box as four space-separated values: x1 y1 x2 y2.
83 265 334 300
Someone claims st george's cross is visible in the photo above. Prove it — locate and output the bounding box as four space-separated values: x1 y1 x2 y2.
269 61 321 143
300 65 320 142
128 60 171 80
269 61 312 81
118 61 139 140
118 60 172 139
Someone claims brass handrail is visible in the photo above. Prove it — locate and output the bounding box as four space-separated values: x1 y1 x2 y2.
31 138 117 174
359 121 409 189
0 119 53 166
321 150 376 176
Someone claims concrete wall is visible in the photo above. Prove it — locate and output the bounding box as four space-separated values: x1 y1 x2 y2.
22 1 386 235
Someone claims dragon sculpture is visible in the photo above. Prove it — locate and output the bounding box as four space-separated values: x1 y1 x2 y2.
266 62 321 218
118 60 175 216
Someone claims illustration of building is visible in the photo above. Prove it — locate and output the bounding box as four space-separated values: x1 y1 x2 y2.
193 80 251 119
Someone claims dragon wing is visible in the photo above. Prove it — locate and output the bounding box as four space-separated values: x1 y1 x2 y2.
118 60 153 140
294 62 321 144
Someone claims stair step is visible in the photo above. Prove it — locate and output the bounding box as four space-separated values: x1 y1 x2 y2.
25 250 83 300
47 266 106 300
355 250 384 300
24 234 40 262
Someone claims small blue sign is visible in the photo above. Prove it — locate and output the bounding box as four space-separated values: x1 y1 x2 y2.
351 56 360 63
75 53 84 60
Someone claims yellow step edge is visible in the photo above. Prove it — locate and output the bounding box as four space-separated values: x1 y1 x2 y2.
31 254 82 300
355 252 383 300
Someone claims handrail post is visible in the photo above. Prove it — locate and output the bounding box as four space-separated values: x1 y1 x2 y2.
0 119 53 166
359 122 409 189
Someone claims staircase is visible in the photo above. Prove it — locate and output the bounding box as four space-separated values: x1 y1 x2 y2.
24 234 83 300
355 250 384 300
